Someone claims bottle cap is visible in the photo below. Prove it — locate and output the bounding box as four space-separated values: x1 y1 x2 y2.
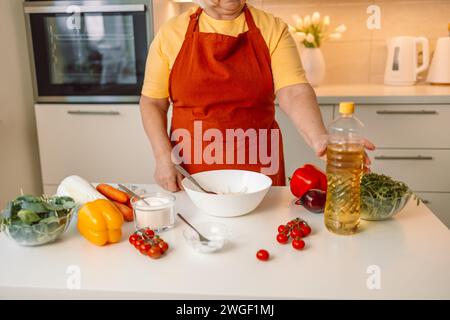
339 102 355 114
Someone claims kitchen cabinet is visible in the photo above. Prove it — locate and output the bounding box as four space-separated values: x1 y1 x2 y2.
35 104 155 195
370 149 450 192
276 105 333 177
416 192 450 228
354 104 450 149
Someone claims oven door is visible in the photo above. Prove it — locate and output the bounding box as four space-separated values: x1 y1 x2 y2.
24 1 152 103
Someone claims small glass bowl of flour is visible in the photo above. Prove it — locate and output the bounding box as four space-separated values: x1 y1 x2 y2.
131 193 176 232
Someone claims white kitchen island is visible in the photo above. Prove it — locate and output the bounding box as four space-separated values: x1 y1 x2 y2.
1 186 449 300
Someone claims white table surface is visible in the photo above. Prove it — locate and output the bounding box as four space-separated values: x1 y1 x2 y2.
1 186 450 299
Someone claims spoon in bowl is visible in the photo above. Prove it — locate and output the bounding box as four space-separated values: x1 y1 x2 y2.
174 164 217 194
177 213 211 243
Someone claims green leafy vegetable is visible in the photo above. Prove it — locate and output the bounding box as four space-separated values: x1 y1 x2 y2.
361 173 412 200
360 173 419 221
0 195 76 246
17 210 41 225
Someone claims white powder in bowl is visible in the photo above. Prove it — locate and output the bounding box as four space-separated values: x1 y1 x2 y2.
132 193 175 231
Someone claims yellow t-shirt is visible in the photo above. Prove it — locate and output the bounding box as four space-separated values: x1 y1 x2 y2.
141 5 307 99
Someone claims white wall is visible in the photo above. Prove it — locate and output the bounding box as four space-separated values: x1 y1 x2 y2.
0 0 42 208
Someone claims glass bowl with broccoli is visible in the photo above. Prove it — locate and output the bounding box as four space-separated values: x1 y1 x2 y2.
0 195 76 246
360 173 418 221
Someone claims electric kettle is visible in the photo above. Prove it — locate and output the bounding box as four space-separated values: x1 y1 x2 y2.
384 36 429 86
427 25 450 85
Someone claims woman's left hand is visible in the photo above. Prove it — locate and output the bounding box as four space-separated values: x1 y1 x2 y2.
313 135 376 172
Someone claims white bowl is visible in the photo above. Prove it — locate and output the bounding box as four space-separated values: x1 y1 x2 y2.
182 222 230 254
181 170 272 217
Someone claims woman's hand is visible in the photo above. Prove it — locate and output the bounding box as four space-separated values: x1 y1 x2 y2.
313 134 376 171
154 156 184 192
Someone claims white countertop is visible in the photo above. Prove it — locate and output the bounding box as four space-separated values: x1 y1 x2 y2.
314 84 450 105
1 186 450 299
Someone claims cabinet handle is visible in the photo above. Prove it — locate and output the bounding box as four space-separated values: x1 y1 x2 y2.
25 4 146 14
376 110 437 115
374 156 433 161
67 110 120 116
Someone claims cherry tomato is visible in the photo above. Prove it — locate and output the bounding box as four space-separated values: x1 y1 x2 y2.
158 241 169 254
134 239 143 248
292 239 305 250
276 233 289 244
290 228 303 239
139 243 151 255
144 229 155 238
300 224 312 237
256 249 269 261
129 234 139 245
287 221 295 228
148 246 162 259
278 225 287 233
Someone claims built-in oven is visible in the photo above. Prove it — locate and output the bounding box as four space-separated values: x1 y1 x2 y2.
24 0 153 103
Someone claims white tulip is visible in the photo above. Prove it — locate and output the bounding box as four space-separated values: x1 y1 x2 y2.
295 32 306 42
334 24 347 33
323 15 330 26
329 32 342 40
292 14 303 30
311 12 321 25
303 15 311 28
288 24 296 33
305 33 315 43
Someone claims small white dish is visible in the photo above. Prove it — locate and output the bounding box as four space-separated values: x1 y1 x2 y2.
182 222 230 254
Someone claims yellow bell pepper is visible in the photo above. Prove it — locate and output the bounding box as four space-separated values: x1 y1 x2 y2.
77 199 124 246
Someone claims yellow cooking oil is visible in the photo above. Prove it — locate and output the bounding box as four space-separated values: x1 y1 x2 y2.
324 102 365 235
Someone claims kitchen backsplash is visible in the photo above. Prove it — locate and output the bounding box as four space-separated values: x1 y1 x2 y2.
175 0 450 85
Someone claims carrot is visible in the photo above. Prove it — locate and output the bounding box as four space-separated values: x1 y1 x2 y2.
96 184 129 204
113 201 134 222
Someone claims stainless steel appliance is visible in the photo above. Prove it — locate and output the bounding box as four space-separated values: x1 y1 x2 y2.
24 0 153 103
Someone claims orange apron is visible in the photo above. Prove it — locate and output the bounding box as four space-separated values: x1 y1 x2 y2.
169 5 286 186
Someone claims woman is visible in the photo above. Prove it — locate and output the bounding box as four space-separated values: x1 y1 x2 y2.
140 0 374 192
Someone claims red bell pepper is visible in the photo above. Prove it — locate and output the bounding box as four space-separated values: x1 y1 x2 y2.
290 164 327 199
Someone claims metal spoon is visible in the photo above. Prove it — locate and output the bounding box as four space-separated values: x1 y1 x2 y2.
177 213 211 243
174 164 217 194
117 184 150 206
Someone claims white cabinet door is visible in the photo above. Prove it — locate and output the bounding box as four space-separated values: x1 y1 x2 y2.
355 104 450 148
276 105 334 178
416 192 450 228
35 104 155 186
370 149 450 192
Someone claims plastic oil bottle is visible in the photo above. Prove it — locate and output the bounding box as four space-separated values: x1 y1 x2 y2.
324 102 364 235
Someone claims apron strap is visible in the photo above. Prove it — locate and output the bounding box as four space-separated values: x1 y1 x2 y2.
187 6 203 36
243 5 257 31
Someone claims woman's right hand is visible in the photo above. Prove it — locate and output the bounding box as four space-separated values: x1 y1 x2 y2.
154 157 184 192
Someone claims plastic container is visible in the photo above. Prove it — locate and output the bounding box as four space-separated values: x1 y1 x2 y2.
324 102 365 235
